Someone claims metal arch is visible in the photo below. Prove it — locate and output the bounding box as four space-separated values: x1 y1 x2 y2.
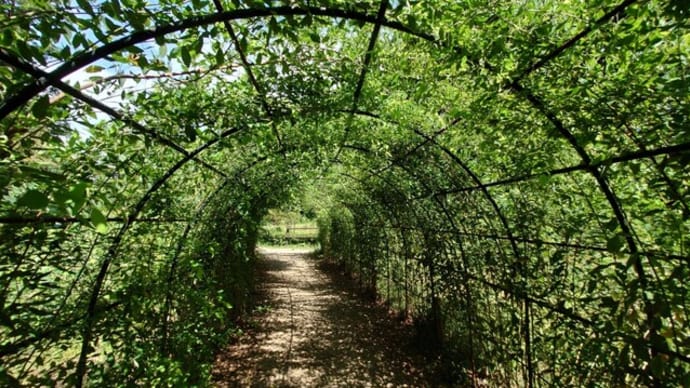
337 119 531 374
338 108 686 374
429 139 690 197
334 110 677 343
0 6 451 121
444 0 649 302
392 163 484 383
331 181 394 264
336 154 690 369
352 0 389 117
211 0 283 148
338 143 513 261
330 0 653 263
338 106 669 384
358 212 690 365
388 157 513 260
340 166 442 224
410 128 521 259
507 0 639 86
0 149 153 358
0 48 227 177
334 109 521 261
343 94 636 272
334 186 410 292
382 0 646 266
0 2 647 266
74 127 241 387
334 171 430 302
337 105 677 287
161 179 233 353
335 170 431 231
161 154 272 353
338 166 526 383
513 87 642 254
0 2 655 260
333 0 389 162
507 84 660 383
338 165 493 294
342 145 532 384
0 0 667 374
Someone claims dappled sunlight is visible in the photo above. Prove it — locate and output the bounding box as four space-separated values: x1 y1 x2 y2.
3 0 688 385
212 248 438 387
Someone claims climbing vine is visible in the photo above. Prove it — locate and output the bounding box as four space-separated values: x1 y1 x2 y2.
1 0 689 386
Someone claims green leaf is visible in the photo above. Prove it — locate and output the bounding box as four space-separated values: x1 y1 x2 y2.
18 189 49 209
76 0 94 14
137 55 149 68
85 65 104 73
91 208 108 234
108 0 123 18
537 174 551 187
192 37 203 54
129 12 145 30
69 183 88 211
185 125 197 142
664 0 690 21
1 29 13 46
215 48 225 66
0 307 14 329
31 95 50 119
606 233 626 253
603 218 619 232
406 14 417 29
239 36 248 53
268 17 279 33
16 40 33 60
180 46 191 67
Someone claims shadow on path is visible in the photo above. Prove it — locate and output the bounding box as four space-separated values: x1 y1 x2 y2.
212 247 441 387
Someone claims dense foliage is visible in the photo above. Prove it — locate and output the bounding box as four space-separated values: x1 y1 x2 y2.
1 0 689 386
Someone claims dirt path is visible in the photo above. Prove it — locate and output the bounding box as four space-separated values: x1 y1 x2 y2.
212 247 440 387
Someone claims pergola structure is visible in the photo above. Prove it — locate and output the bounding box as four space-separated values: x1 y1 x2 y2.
1 1 688 386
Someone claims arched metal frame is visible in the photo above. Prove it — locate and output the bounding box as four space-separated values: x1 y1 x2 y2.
161 154 271 353
0 3 679 267
337 145 690 371
0 2 687 386
74 127 242 386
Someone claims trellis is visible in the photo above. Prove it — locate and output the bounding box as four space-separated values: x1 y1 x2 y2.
1 0 688 386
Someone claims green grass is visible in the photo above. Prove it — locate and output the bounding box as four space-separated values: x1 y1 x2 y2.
259 221 318 246
257 243 319 251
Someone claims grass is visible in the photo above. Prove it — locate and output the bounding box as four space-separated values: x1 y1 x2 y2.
257 243 319 251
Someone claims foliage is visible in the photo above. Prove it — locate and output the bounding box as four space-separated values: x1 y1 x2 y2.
1 0 689 386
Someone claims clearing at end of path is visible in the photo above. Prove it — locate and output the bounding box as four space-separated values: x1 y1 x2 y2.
212 247 443 387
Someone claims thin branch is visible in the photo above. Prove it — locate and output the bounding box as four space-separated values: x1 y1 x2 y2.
333 0 388 161
49 64 237 104
0 48 227 179
508 0 638 85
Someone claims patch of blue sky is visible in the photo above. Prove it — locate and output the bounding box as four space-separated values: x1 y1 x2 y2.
41 0 290 139
46 1 182 136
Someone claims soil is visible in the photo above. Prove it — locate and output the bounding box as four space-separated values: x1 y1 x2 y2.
211 247 442 387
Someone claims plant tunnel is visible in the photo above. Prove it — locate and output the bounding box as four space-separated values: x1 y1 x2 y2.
1 0 689 386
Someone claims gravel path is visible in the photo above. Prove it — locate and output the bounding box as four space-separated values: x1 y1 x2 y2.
212 247 439 387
